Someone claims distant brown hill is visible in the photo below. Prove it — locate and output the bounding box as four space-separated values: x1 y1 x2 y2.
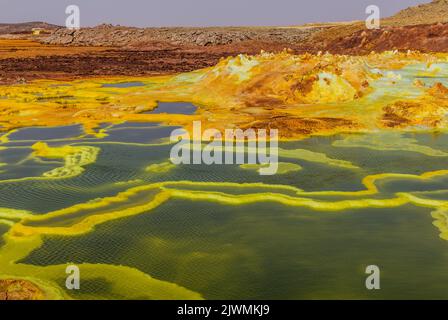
0 22 60 35
322 22 448 54
387 0 448 26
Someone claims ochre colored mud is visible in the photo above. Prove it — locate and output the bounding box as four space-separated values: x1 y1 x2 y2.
0 39 299 85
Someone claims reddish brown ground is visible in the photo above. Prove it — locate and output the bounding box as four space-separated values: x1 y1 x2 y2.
0 39 313 84
325 22 448 54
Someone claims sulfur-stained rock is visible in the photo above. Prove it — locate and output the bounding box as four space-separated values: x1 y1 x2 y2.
428 82 448 97
0 279 44 300
380 100 448 129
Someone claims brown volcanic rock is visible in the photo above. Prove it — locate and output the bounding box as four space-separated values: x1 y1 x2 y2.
16 1 448 55
0 279 44 300
43 25 323 48
304 0 448 53
323 22 448 54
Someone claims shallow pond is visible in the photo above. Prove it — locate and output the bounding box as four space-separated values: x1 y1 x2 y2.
0 124 447 299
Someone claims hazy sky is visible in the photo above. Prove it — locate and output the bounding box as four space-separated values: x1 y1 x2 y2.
0 0 431 27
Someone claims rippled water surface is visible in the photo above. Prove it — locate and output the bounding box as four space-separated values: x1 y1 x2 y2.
1 123 448 299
